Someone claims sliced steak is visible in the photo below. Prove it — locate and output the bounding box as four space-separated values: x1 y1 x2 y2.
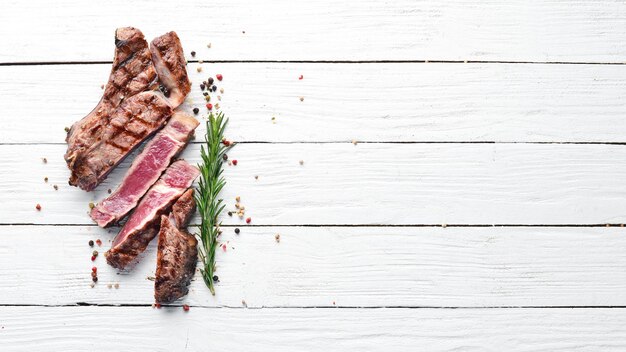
171 188 196 228
68 91 173 191
66 27 158 180
105 160 199 270
154 214 198 303
150 31 191 108
90 112 199 227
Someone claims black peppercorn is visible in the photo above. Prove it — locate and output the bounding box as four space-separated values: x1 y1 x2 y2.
193 107 199 115
211 85 217 92
191 51 196 57
92 276 98 283
200 83 205 90
228 211 233 217
208 77 214 85
234 228 240 234
213 275 219 282
222 154 228 161
89 240 94 247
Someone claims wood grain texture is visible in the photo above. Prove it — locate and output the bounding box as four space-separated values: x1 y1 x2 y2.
3 143 626 225
1 225 626 307
2 63 626 144
3 306 626 352
2 0 626 63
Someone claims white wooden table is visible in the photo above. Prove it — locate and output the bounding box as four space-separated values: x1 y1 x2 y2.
2 1 626 350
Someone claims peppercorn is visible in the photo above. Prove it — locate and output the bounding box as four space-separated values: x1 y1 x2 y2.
44 177 48 183
222 154 228 161
107 189 112 194
183 304 190 311
92 250 98 257
53 185 58 190
246 217 251 224
91 255 96 261
203 92 208 97
206 103 213 110
299 75 303 80
91 272 97 278
216 74 223 81
64 127 70 133
232 159 238 166
193 107 199 115
211 85 217 92
35 204 41 211
42 158 47 163
155 303 161 309
96 239 102 246
200 83 205 90
92 267 97 273
89 240 94 247
208 77 214 85
228 211 233 216
92 276 98 283
213 275 219 282
89 202 95 209
235 228 240 234
191 51 196 57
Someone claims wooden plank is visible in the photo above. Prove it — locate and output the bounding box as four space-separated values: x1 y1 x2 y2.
3 143 626 225
2 1 626 63
3 306 626 351
1 225 626 306
3 63 626 144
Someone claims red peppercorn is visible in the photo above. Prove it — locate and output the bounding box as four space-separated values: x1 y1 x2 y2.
155 303 161 309
183 304 190 311
246 217 251 224
299 75 303 80
216 74 223 81
222 244 227 252
91 255 96 261
206 103 213 110
92 267 97 273
96 239 102 246
35 204 41 211
232 159 238 166
223 140 231 146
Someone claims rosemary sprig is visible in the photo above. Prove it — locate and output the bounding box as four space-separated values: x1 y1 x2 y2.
195 112 230 295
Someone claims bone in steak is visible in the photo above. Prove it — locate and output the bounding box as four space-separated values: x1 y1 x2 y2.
65 27 158 185
67 91 173 191
150 31 191 108
106 160 199 269
154 190 198 303
90 112 199 227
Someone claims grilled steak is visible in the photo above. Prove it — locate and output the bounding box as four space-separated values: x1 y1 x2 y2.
150 31 191 108
90 112 199 227
171 188 196 228
154 189 197 303
154 214 198 303
67 91 173 191
106 160 199 269
65 27 158 185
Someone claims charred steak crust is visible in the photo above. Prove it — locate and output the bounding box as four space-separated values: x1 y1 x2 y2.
105 227 158 270
150 31 191 108
69 91 173 191
155 215 198 303
172 188 196 228
65 27 158 181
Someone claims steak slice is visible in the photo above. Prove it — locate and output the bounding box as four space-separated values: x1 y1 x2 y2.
150 31 191 108
90 112 199 227
105 160 199 270
154 189 197 303
66 27 158 178
154 214 198 303
171 188 196 228
68 91 173 191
